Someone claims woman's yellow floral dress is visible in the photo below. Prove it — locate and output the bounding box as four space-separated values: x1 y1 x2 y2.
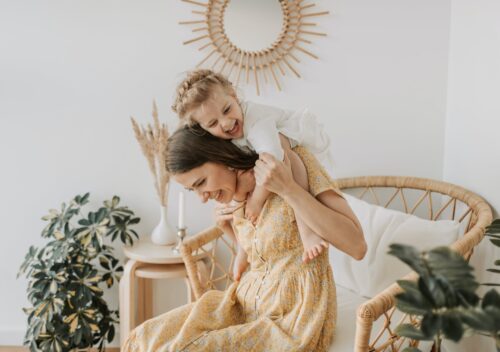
123 147 343 351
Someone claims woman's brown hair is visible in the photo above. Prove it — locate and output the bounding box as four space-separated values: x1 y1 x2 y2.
166 125 258 175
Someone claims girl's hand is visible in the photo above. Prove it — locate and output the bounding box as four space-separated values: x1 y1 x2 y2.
254 152 295 196
214 203 236 234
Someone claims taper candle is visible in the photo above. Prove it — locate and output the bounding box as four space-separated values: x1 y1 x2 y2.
178 192 185 228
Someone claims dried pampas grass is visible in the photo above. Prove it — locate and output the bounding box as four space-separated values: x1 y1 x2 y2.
131 101 170 206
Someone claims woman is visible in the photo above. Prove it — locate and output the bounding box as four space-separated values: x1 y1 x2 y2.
123 126 366 351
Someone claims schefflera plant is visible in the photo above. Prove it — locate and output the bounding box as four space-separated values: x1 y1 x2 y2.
18 193 140 352
388 219 500 352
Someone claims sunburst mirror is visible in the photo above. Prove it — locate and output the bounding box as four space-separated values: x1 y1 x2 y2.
179 0 329 95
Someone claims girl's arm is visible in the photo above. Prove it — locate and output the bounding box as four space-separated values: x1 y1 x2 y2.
254 153 366 260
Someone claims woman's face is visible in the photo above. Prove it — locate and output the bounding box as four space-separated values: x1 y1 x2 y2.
174 162 237 204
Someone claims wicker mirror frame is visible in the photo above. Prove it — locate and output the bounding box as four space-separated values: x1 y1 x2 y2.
179 0 329 95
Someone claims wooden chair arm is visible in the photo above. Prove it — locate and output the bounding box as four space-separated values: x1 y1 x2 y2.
181 226 235 300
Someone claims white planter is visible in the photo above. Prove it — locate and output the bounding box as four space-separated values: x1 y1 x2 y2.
151 206 177 246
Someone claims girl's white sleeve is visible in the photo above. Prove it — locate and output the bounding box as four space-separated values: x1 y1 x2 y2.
246 117 284 161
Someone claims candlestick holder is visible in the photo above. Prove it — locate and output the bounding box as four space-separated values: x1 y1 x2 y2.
173 227 187 254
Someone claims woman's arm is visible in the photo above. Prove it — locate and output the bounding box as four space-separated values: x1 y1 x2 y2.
254 153 367 260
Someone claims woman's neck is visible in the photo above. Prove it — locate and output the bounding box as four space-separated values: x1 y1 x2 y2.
234 169 256 202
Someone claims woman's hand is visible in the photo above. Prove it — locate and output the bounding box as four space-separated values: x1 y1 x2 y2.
254 152 296 196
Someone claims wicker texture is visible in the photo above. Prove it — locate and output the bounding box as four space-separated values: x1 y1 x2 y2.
179 0 329 94
181 176 493 352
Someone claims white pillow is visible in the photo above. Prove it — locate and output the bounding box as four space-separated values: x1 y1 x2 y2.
330 193 461 298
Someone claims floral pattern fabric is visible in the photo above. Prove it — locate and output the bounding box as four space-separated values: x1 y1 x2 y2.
123 147 342 352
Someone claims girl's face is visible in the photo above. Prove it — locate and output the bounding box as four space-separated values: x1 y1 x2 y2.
174 162 237 204
188 86 244 140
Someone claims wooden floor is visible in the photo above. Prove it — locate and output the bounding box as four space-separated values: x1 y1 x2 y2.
0 347 120 352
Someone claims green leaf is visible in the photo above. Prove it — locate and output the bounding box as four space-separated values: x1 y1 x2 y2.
421 313 441 337
484 306 500 331
99 256 110 270
441 311 464 341
129 217 141 225
490 239 500 248
396 286 433 314
398 279 419 292
417 277 439 307
486 223 500 233
486 225 500 233
395 324 432 340
107 325 115 343
395 298 430 316
460 308 495 331
78 218 90 226
456 289 480 307
388 244 427 276
96 207 107 222
483 289 500 309
488 219 500 226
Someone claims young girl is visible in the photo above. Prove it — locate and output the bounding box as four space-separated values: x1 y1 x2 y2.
171 69 334 277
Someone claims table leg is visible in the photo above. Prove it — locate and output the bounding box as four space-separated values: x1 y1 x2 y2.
143 279 153 320
119 259 141 348
138 278 153 323
137 277 145 324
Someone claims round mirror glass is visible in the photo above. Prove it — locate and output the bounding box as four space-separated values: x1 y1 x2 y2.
223 0 284 52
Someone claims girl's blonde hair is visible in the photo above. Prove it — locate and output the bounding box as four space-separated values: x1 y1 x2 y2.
172 69 235 124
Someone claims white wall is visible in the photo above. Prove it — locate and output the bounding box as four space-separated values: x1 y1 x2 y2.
0 0 452 347
442 1 500 351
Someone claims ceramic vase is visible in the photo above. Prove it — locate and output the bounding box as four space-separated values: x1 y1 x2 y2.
151 206 177 245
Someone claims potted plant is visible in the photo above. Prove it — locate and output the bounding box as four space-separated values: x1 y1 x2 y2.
17 193 140 352
389 219 500 352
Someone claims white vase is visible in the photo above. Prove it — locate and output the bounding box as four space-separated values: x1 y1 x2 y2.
151 206 177 246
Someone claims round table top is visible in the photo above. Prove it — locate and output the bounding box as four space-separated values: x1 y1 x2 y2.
123 236 212 264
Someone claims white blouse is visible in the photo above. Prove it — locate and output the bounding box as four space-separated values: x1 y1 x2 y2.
232 101 332 164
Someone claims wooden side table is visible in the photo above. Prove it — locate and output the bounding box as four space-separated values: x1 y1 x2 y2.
119 237 210 347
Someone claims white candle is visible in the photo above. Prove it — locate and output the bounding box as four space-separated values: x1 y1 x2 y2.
178 192 185 229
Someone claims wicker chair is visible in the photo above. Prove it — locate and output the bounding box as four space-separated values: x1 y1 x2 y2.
180 176 493 352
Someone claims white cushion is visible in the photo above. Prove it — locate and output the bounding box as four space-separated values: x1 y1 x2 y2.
330 285 434 351
330 193 460 298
